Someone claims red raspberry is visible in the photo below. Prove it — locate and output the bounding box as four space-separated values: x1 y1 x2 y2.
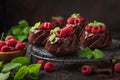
101 26 106 32
1 45 10 52
43 22 52 30
114 63 120 73
91 26 101 34
6 39 17 47
51 18 64 26
5 36 15 41
63 26 73 36
85 26 91 31
38 23 45 30
81 65 92 75
0 41 6 49
9 47 15 51
44 62 54 72
37 60 46 70
15 42 26 50
67 17 74 24
74 16 84 24
57 29 65 37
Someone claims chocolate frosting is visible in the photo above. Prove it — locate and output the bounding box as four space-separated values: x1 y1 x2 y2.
45 34 79 56
80 29 112 49
28 29 50 46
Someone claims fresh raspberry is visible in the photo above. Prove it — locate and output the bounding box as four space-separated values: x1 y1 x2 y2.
38 23 45 30
57 29 65 37
0 41 6 49
114 63 120 73
37 60 46 70
44 62 54 72
101 26 106 32
85 26 91 31
74 16 84 24
63 26 73 36
5 36 15 41
81 65 92 75
51 18 64 26
67 17 74 24
43 22 52 30
15 42 26 50
9 47 15 51
1 45 10 52
91 26 101 34
6 39 17 47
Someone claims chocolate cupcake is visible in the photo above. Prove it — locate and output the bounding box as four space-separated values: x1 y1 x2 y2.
45 26 79 56
28 22 53 46
80 21 112 49
51 16 65 28
66 13 87 39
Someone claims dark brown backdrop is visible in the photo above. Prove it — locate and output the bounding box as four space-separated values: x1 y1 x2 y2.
0 0 120 33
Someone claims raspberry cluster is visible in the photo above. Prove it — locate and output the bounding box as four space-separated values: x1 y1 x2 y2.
56 26 73 37
0 36 26 52
67 13 84 24
38 22 53 30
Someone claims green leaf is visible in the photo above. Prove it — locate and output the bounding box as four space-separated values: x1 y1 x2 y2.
14 66 28 80
49 33 56 42
12 28 23 35
11 57 30 66
50 27 60 33
17 35 28 41
0 61 3 71
23 27 30 35
52 16 63 20
92 49 104 59
31 22 41 30
28 64 41 79
96 22 105 26
2 63 22 73
88 23 94 26
77 47 93 59
71 13 80 18
18 20 29 28
0 72 10 80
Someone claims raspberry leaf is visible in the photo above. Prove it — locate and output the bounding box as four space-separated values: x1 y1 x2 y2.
92 49 105 59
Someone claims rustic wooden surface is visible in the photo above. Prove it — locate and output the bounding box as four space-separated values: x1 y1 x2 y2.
25 33 120 80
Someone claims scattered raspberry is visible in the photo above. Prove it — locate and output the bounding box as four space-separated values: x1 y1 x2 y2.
91 26 101 34
37 60 46 70
38 22 52 30
74 16 84 24
0 41 6 49
67 17 74 24
101 26 106 32
1 45 10 52
85 26 91 31
15 42 26 50
5 35 15 41
63 26 73 36
44 62 54 72
114 63 120 73
57 29 65 37
6 39 17 47
81 65 92 75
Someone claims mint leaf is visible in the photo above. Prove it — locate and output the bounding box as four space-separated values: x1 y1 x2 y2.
18 20 29 28
96 22 105 26
77 47 93 59
49 33 56 42
71 13 80 18
17 35 28 41
93 49 104 59
28 64 41 79
31 22 41 30
23 27 30 35
88 23 94 26
2 63 22 73
50 27 60 33
12 28 23 35
11 57 30 66
0 72 10 80
0 62 3 71
14 66 28 80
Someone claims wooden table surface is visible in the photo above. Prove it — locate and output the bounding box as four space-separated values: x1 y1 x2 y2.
26 32 120 80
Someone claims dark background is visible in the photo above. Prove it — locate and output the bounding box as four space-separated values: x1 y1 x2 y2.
0 0 120 34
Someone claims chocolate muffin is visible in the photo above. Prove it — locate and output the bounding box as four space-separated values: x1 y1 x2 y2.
66 13 87 39
28 22 53 46
80 21 112 49
45 26 79 56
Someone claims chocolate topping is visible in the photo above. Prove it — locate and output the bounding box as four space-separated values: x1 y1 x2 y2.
45 34 80 56
80 29 112 49
28 29 50 46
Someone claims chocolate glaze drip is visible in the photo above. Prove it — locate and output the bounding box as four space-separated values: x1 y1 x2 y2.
66 20 88 39
28 29 50 46
45 34 80 56
80 29 112 49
